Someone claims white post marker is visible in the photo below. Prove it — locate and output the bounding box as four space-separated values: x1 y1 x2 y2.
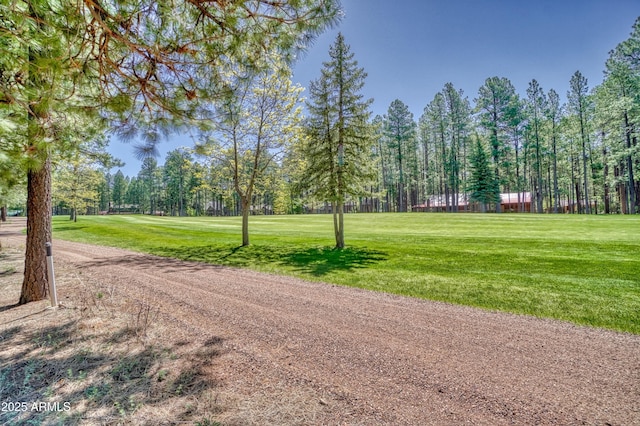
45 242 58 308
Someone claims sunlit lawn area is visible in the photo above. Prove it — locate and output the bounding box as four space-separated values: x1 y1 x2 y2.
52 213 640 333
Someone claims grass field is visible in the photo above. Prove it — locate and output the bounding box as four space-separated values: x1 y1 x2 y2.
52 213 640 333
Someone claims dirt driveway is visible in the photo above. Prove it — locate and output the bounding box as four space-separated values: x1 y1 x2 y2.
1 218 638 425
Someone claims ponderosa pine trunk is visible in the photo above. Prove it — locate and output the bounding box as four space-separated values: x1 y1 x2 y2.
336 199 345 249
332 201 339 245
492 127 502 213
624 112 637 214
20 156 52 304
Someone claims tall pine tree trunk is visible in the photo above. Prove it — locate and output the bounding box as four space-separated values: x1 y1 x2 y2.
20 156 52 304
515 136 522 212
552 135 560 213
581 140 590 214
20 6 52 304
603 146 611 214
397 144 405 212
492 128 502 213
578 109 591 214
624 113 636 214
335 147 345 249
332 201 339 245
336 200 345 249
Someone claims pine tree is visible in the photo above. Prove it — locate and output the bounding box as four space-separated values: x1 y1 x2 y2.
546 89 563 213
303 33 373 249
476 77 517 212
504 94 526 211
163 149 193 217
140 158 160 215
568 71 593 214
526 79 547 213
601 17 640 214
467 136 501 212
383 99 417 212
421 93 450 210
443 83 471 212
112 170 128 214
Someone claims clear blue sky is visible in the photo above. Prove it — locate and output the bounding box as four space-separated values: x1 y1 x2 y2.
109 0 639 177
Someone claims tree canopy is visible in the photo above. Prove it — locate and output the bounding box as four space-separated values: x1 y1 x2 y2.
0 0 342 303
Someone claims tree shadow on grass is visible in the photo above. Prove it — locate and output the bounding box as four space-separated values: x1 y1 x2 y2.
283 246 388 276
52 225 88 232
152 244 388 277
154 243 283 268
0 321 224 425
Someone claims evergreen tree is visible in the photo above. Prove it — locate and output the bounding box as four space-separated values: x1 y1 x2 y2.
422 92 450 210
601 17 640 213
568 71 593 214
124 177 142 213
504 94 527 211
476 77 517 212
164 149 193 217
526 79 547 213
139 158 160 215
371 115 390 211
383 99 417 212
302 33 373 248
545 89 563 213
417 109 436 205
112 170 128 213
467 136 500 212
443 83 472 211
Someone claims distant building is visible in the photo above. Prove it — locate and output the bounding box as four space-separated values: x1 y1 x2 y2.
414 192 532 213
500 193 532 213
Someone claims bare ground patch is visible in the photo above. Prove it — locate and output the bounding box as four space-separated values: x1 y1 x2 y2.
1 217 639 425
0 232 227 425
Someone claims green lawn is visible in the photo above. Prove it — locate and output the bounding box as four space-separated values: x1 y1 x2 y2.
52 213 640 333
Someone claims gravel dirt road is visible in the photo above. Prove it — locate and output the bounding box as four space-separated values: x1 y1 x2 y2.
2 218 639 425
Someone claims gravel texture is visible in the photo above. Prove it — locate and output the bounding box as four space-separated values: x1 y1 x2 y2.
2 218 639 425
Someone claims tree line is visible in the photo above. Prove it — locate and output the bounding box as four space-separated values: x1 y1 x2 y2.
51 18 640 222
1 2 638 304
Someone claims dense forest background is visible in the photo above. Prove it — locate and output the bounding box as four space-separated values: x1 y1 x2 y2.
5 18 640 218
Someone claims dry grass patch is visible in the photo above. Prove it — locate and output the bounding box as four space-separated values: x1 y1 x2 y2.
219 385 328 426
0 246 225 425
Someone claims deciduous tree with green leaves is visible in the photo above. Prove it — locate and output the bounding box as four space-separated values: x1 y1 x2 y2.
205 64 303 246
